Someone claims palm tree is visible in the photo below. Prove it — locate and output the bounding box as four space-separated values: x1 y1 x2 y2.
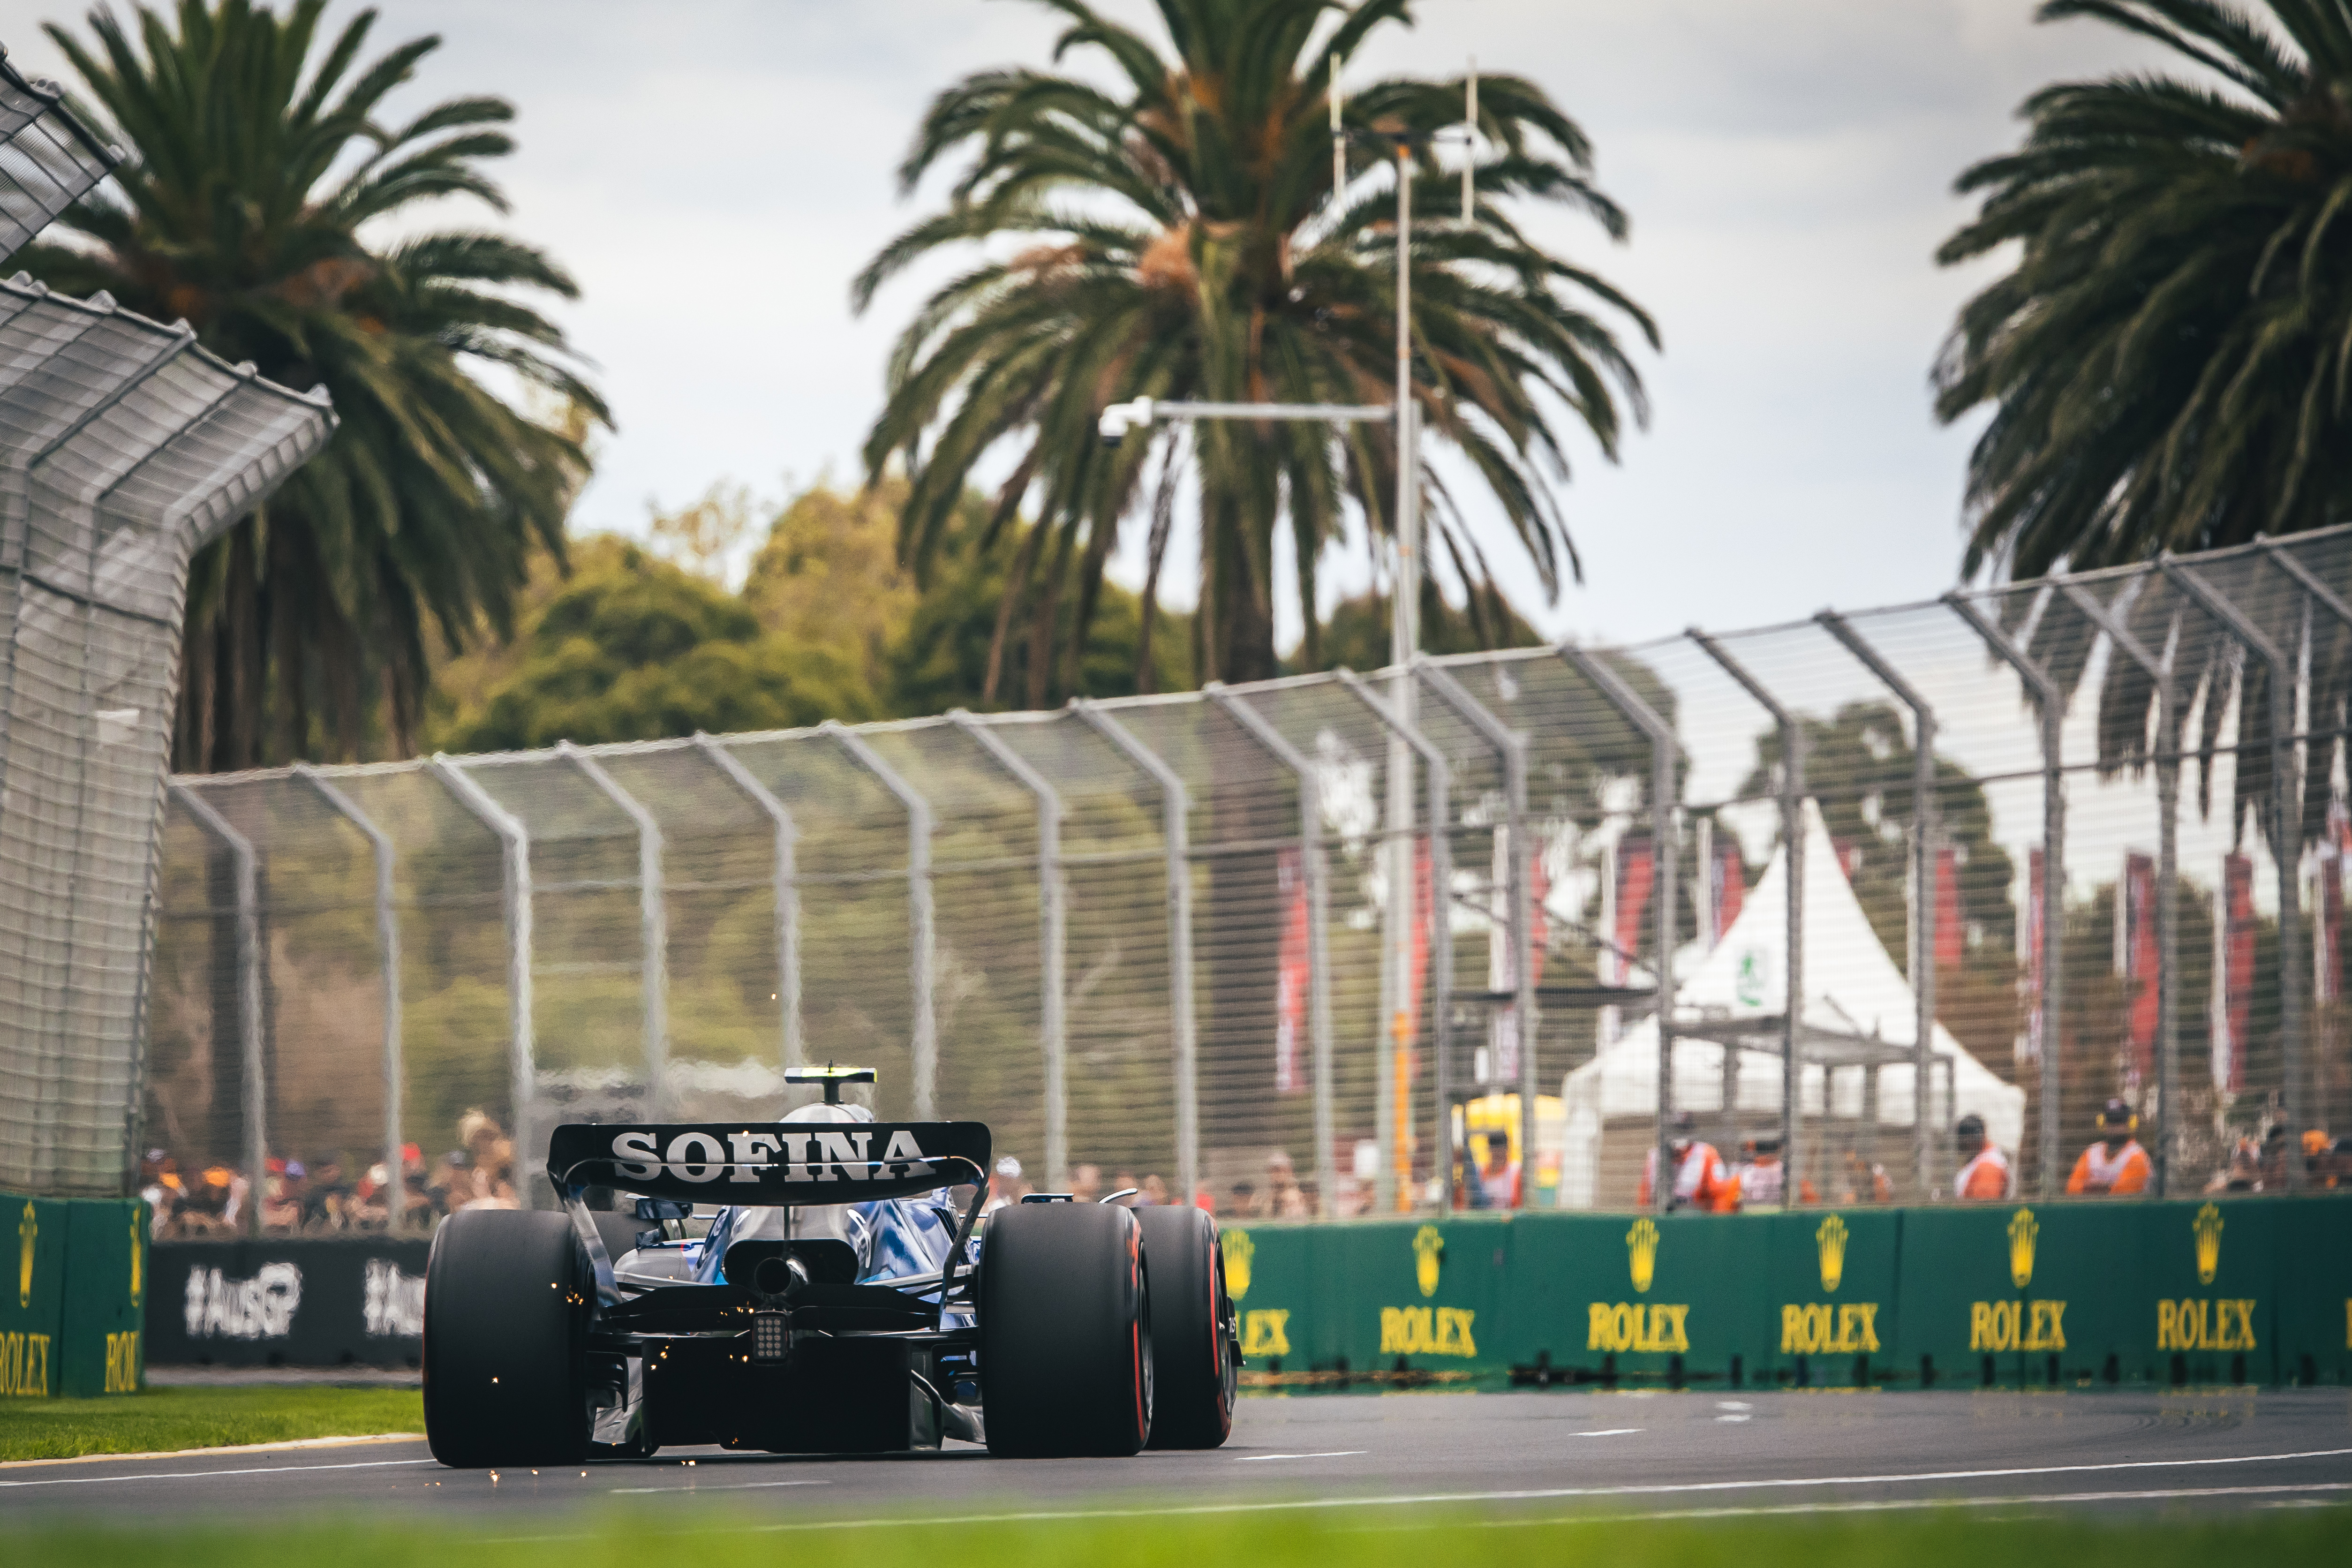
856 0 1653 698
21 0 604 768
1937 0 2352 580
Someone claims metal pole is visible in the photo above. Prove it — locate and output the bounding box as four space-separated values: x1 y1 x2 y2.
559 742 669 1117
2254 537 2352 1150
950 710 1070 1192
1206 684 1338 1219
1817 612 1940 1202
168 784 263 1236
1072 699 1199 1207
823 721 936 1119
431 756 535 1203
1416 659 1537 1207
1558 645 1682 1215
1944 592 2066 1199
1339 669 1456 1214
1387 133 1423 1214
295 766 405 1227
2159 558 2307 1190
693 733 801 1072
2057 579 2179 1196
1690 629 1807 1206
1393 140 1418 686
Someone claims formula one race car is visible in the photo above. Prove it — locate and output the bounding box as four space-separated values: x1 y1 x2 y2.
421 1067 1236 1464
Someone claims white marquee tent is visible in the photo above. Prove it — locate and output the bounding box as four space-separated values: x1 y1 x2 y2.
1558 800 2026 1207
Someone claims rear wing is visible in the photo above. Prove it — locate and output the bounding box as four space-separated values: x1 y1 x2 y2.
548 1120 992 1205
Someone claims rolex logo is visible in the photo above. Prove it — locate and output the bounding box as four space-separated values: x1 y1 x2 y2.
2194 1202 2224 1286
1627 1216 1659 1294
128 1207 143 1307
1220 1228 1253 1300
1816 1214 1849 1293
2008 1207 2038 1289
17 1200 34 1309
1413 1225 1444 1298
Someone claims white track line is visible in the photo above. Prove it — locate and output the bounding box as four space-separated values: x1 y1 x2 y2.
0 1433 424 1470
1485 1481 2352 1524
709 1447 2352 1532
0 1457 437 1489
611 1479 832 1494
1235 1452 1368 1462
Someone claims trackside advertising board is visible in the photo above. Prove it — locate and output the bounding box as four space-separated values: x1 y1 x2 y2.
1224 1195 2352 1387
1 1192 145 1397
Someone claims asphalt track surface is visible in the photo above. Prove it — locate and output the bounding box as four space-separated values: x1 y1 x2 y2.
7 1388 2350 1529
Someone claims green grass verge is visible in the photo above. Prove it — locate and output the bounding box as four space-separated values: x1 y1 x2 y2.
0 1385 422 1462
7 1508 2350 1567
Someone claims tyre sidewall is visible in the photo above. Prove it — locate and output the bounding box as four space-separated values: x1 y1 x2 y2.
979 1202 1150 1457
423 1208 589 1467
1138 1205 1234 1448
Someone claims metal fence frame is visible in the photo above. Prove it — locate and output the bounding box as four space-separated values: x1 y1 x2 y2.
125 524 2352 1218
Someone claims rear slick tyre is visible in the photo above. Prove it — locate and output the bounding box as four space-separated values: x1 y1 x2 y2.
979 1202 1151 1457
1138 1206 1236 1448
423 1208 591 1468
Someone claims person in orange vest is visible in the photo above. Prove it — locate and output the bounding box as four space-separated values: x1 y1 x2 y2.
1636 1112 1735 1211
2067 1098 2151 1196
1734 1135 1788 1210
1952 1113 2013 1200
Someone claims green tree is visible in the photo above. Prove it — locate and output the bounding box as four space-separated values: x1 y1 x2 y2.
23 0 603 768
856 0 1653 697
431 539 874 751
1936 0 2352 579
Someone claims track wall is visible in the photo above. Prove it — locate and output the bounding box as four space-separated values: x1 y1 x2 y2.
1220 1194 2352 1388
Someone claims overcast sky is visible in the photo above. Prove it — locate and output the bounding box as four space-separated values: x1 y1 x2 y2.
0 0 2171 648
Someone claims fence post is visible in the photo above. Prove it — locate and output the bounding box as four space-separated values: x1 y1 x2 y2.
2 321 196 1191
1205 683 1337 1219
558 742 670 1117
950 710 1069 1191
2159 558 2307 1190
1689 629 1809 1206
1944 592 2067 1199
1558 645 1683 1216
822 721 936 1119
166 784 263 1235
2253 538 2352 1151
294 765 405 1226
1337 669 1457 1214
1071 699 1199 1210
1414 660 1536 1208
1817 611 1940 1202
693 733 801 1074
2056 577 2180 1196
430 755 535 1201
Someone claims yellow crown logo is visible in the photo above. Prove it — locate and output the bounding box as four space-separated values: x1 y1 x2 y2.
18 1200 34 1309
1816 1214 1849 1293
2194 1202 2224 1286
1413 1225 1445 1297
128 1206 143 1307
2007 1207 2038 1289
1627 1216 1659 1294
1220 1228 1253 1300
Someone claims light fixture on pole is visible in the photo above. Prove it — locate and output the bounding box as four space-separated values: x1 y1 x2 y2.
1098 54 1483 1213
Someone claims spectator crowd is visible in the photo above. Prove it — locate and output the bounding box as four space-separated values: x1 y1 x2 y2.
138 1108 523 1238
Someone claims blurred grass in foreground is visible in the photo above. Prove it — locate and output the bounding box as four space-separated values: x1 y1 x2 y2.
9 1506 2350 1567
0 1386 422 1461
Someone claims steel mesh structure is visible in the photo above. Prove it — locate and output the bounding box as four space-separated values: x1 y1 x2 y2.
0 59 337 1198
140 524 2352 1228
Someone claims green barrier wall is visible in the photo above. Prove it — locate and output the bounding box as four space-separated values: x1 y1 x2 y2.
0 1191 146 1398
1219 1194 2352 1389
